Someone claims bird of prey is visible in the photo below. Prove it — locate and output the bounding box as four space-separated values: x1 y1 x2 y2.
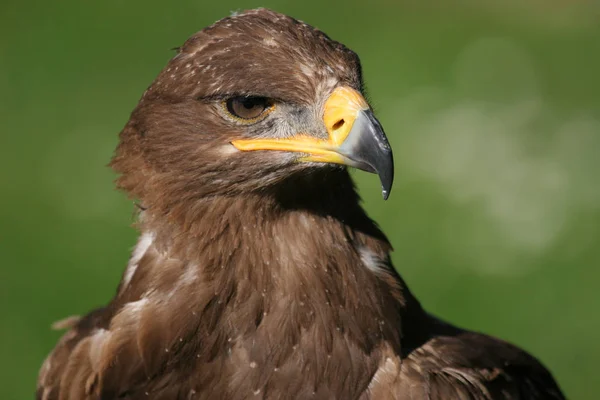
37 8 565 400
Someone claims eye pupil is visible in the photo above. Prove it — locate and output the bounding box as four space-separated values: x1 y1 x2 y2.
226 96 272 121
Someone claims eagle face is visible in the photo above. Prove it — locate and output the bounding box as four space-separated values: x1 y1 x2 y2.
111 8 393 211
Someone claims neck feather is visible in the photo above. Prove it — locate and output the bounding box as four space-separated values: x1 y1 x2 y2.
114 174 420 369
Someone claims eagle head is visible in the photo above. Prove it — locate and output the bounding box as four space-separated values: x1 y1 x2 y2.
111 8 393 218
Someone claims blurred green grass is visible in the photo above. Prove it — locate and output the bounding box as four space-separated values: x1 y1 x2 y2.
1 1 598 398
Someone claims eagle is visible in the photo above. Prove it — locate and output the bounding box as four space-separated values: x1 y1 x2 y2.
37 8 565 400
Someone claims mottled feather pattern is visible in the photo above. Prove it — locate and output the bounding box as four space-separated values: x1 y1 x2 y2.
38 8 565 400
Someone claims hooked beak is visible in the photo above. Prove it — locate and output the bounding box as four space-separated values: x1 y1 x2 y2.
231 86 394 199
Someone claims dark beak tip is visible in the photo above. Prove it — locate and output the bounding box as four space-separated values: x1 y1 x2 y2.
377 147 394 201
380 170 393 200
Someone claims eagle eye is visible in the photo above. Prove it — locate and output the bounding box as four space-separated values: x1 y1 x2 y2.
224 96 274 122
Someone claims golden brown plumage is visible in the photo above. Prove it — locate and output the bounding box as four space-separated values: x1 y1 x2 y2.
37 8 564 400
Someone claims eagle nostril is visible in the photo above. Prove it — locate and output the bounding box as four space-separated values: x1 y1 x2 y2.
332 119 345 131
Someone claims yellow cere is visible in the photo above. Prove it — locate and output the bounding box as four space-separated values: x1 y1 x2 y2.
322 86 369 146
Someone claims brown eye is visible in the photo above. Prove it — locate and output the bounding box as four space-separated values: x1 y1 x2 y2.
225 96 273 121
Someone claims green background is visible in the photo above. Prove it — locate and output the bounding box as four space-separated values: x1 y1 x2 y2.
1 0 598 398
